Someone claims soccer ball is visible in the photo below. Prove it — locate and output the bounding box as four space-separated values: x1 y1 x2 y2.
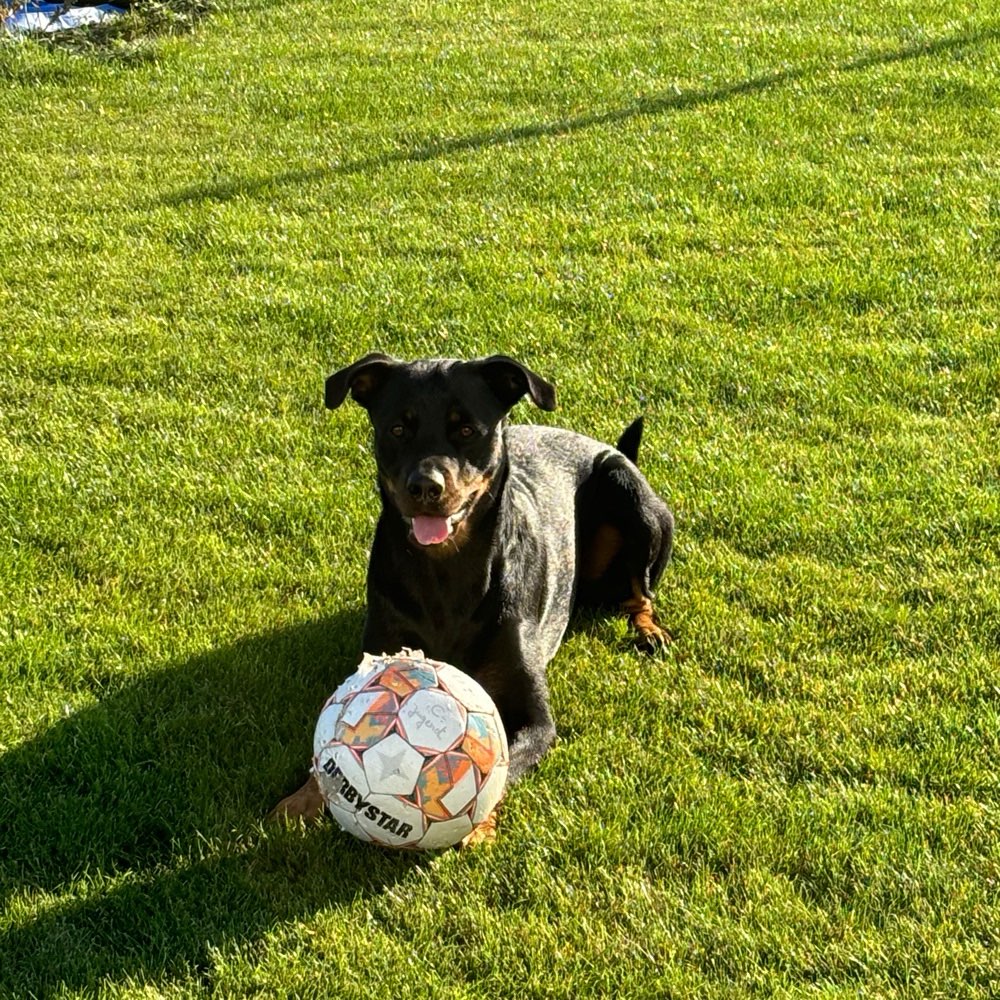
313 650 509 850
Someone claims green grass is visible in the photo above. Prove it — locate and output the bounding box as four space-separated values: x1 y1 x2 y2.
2 0 999 995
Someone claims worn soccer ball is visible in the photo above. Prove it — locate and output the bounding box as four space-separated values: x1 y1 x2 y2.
313 650 509 850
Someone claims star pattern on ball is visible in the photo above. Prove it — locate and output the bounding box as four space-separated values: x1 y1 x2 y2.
376 744 413 784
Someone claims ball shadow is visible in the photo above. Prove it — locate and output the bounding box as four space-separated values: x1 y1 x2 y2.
0 608 423 995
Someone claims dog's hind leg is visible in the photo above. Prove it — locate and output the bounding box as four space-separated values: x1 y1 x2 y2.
621 578 672 651
578 450 674 651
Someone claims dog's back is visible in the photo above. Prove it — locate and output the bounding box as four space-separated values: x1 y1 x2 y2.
494 424 620 660
496 421 670 657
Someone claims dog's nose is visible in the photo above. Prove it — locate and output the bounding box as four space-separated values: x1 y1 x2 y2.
406 468 446 503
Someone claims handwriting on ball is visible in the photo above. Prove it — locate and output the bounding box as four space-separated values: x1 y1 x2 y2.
407 701 451 740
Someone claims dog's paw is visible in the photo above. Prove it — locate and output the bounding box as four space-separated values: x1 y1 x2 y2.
622 586 672 655
267 774 326 826
634 621 672 654
458 809 499 848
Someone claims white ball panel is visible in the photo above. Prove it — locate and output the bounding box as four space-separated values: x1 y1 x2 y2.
440 762 479 817
319 742 371 804
362 732 425 796
325 797 373 842
313 701 345 757
472 760 508 825
354 793 426 848
436 664 497 715
397 688 466 752
417 815 475 851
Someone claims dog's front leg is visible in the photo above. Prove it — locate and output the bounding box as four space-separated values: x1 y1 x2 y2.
268 772 325 825
474 627 558 784
459 658 555 848
506 696 557 784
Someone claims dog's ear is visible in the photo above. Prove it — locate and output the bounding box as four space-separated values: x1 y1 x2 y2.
471 355 557 412
325 353 396 409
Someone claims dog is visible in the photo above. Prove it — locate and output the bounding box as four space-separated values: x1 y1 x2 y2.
271 354 673 834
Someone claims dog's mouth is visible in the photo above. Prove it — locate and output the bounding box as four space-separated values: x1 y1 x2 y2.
406 492 479 547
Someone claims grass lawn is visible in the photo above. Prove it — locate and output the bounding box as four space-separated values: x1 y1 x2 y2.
2 0 999 995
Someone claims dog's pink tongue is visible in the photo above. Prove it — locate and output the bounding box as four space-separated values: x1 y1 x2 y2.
412 515 451 546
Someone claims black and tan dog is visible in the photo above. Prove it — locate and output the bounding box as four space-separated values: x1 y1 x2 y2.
272 354 673 833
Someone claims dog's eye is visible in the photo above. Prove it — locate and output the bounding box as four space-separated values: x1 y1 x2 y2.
458 424 476 439
390 424 405 438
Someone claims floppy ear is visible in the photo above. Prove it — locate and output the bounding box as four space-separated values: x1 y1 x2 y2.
325 353 396 409
471 355 557 412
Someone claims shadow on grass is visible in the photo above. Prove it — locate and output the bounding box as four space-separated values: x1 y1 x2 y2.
0 608 426 996
162 24 999 206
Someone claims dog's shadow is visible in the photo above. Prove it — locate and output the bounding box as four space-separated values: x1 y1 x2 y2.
0 609 424 995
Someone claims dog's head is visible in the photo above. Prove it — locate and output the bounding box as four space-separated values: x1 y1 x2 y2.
326 354 556 550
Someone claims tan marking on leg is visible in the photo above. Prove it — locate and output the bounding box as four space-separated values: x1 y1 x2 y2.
621 578 671 651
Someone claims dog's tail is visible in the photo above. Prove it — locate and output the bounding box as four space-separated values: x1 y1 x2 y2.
616 416 644 464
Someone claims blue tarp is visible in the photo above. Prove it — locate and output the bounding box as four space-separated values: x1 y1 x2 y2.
3 0 126 33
